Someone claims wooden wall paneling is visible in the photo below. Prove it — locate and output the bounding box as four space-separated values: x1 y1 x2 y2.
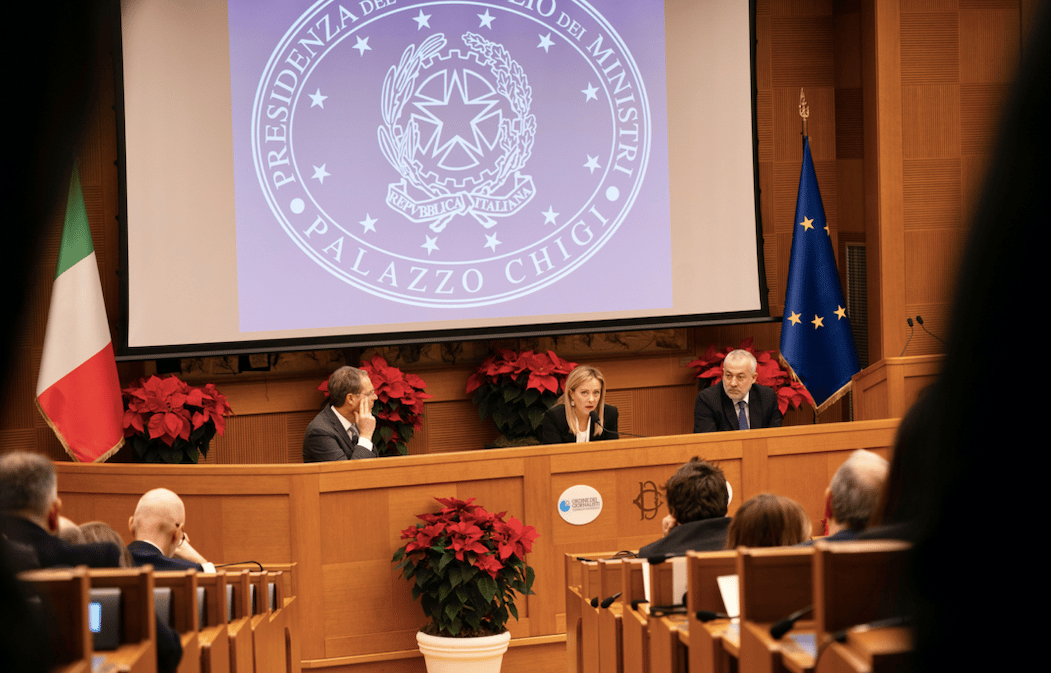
904 229 963 308
765 451 832 535
423 400 499 452
211 413 291 465
523 455 556 634
770 18 836 90
960 6 1022 83
902 85 962 158
960 83 1011 154
901 12 960 85
862 0 906 364
217 494 291 562
288 473 324 660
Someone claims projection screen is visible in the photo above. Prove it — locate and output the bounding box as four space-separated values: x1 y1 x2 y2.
119 0 764 356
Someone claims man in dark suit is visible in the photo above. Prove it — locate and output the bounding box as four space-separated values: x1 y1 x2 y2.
303 366 379 462
693 349 783 433
638 457 731 557
127 488 215 572
0 452 120 569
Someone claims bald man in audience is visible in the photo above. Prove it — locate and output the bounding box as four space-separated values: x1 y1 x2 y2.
128 488 215 572
0 452 120 569
809 449 890 543
638 457 732 558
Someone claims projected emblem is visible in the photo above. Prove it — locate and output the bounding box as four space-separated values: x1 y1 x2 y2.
379 33 536 233
251 0 654 308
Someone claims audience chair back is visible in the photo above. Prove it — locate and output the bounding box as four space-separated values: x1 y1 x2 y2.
737 546 813 623
813 540 911 643
18 566 94 668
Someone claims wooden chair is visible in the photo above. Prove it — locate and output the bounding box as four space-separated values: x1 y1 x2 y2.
619 559 649 673
736 547 815 673
18 566 93 673
226 570 254 673
195 572 231 673
812 540 912 673
685 551 738 673
89 567 159 673
154 570 201 673
646 557 689 673
565 552 623 673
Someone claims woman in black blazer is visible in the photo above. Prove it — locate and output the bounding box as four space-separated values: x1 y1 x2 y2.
539 365 619 444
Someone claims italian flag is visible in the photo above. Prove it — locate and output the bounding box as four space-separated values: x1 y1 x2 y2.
35 167 124 463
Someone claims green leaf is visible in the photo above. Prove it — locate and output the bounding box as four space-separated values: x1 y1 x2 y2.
509 602 519 620
476 575 498 603
502 386 522 403
522 388 540 406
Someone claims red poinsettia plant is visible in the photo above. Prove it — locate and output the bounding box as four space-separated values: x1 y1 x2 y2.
122 375 233 463
466 349 577 441
393 497 537 637
318 355 432 456
686 338 815 414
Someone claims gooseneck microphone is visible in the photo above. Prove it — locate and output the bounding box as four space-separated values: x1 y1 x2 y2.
770 604 813 639
695 610 732 622
600 592 622 609
915 315 945 345
900 317 914 356
589 410 649 439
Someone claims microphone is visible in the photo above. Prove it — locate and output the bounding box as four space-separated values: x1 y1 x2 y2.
915 315 945 345
649 604 688 617
600 592 622 609
588 411 620 439
215 561 264 571
900 317 914 356
695 610 732 622
770 605 812 639
590 597 599 608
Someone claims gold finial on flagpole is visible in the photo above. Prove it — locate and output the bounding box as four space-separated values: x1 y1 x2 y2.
799 88 809 138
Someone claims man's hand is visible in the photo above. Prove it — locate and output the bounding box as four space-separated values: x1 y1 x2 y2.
173 532 209 565
661 514 678 536
357 394 376 439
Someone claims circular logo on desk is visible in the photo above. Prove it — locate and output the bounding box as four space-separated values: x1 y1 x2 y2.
557 484 603 525
251 0 652 307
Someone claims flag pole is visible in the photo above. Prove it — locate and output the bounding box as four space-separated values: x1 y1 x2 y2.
799 88 809 140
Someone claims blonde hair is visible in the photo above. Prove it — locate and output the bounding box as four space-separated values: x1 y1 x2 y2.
557 365 607 437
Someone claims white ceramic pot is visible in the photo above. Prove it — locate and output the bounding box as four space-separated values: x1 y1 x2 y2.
416 630 512 673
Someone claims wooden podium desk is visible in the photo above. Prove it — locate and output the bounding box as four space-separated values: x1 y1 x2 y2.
56 419 897 673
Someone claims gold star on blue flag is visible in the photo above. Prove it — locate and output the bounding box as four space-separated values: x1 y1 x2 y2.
780 137 860 411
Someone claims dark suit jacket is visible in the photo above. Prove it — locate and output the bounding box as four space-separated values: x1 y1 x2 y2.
127 540 203 572
0 515 120 569
302 406 377 462
693 383 783 433
637 517 732 558
539 404 619 444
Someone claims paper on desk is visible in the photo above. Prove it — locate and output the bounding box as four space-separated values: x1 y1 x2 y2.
717 574 740 618
641 556 689 605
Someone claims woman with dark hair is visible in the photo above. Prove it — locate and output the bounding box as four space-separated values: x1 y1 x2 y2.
725 493 811 548
539 365 619 444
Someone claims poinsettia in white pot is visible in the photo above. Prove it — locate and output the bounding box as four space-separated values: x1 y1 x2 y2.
393 497 538 672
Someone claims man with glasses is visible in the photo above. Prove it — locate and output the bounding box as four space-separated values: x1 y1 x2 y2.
693 350 783 433
303 366 379 462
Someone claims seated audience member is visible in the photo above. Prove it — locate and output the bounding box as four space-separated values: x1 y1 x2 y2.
0 454 184 673
128 488 215 572
638 457 731 557
694 349 783 433
811 449 889 543
726 493 811 548
81 521 134 568
539 365 619 444
303 366 379 462
0 452 120 569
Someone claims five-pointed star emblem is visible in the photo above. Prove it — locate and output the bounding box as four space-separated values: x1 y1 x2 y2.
542 206 559 225
478 10 495 28
308 89 327 108
582 83 599 101
359 214 378 233
421 236 439 255
537 33 554 52
354 36 371 55
834 305 847 320
484 232 501 252
800 216 814 231
413 10 431 29
788 311 802 325
811 314 824 329
311 164 330 183
584 155 601 174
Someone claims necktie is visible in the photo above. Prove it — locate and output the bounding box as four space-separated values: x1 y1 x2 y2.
737 401 748 430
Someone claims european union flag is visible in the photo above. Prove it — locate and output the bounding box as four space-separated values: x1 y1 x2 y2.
780 137 860 411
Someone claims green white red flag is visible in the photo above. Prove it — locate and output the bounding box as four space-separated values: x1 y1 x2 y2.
35 166 124 462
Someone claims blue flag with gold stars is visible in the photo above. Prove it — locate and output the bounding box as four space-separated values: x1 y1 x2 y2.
780 137 860 411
